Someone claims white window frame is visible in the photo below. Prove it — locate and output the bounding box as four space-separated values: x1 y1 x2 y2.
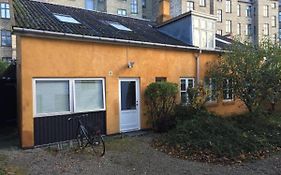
263 5 269 17
237 4 240 17
263 23 269 36
223 79 234 101
0 3 10 19
205 78 217 102
237 23 241 35
199 0 206 7
180 78 195 105
272 16 276 27
226 20 232 33
187 1 194 12
226 0 232 13
217 9 222 22
33 78 106 117
246 6 251 17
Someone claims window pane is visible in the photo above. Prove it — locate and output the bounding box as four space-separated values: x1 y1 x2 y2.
180 79 186 91
36 81 70 114
121 81 136 110
181 92 188 104
75 80 104 112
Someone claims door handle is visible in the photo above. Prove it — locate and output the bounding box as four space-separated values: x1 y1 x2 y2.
136 100 139 106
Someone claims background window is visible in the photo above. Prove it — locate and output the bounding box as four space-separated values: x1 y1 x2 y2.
187 1 194 12
263 5 269 17
217 9 222 22
223 79 234 101
75 80 104 112
1 30 11 47
263 23 269 36
0 3 10 19
131 0 138 14
180 78 195 104
272 16 276 27
237 23 241 35
245 24 251 36
155 77 167 82
117 9 127 16
205 78 216 102
246 6 251 17
237 4 240 16
226 20 232 33
36 81 70 114
226 0 232 13
199 0 206 7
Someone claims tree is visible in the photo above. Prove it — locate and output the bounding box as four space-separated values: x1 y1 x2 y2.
207 40 281 112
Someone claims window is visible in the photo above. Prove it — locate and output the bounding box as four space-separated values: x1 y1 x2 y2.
155 77 167 82
246 6 251 17
106 21 132 31
117 9 127 16
1 30 11 47
2 57 12 63
205 78 216 102
226 0 232 13
0 3 10 19
216 29 222 35
74 80 104 112
199 0 206 7
237 4 240 17
271 3 276 9
217 9 222 22
142 0 146 8
237 23 241 35
187 1 194 12
245 24 251 36
53 14 80 24
34 79 105 116
85 0 94 10
180 78 195 104
279 12 281 22
272 16 276 27
131 0 138 14
263 23 269 36
272 34 277 43
263 5 269 17
193 17 215 49
226 20 232 34
223 79 233 101
279 29 281 40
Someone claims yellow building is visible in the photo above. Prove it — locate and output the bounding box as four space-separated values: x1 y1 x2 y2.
13 0 247 148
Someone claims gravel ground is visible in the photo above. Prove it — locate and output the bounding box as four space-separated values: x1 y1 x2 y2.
1 130 281 175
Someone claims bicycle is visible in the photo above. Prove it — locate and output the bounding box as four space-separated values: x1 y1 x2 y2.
68 114 105 157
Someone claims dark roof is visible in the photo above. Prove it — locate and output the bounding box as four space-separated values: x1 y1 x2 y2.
215 34 233 49
13 0 192 47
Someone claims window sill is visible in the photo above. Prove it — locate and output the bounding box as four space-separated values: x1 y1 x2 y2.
222 100 235 105
205 101 219 107
35 109 106 118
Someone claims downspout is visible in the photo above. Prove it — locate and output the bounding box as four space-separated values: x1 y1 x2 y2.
196 49 202 86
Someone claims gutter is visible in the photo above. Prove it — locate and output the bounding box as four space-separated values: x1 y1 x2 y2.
12 27 225 53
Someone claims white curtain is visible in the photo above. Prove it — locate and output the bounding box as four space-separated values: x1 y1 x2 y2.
75 80 104 112
36 81 70 114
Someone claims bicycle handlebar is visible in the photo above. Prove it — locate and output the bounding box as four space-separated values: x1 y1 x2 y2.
68 114 89 121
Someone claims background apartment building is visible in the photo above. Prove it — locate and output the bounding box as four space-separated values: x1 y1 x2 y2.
149 0 279 44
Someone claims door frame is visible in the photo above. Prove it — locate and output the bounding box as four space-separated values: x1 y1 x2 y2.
118 78 141 133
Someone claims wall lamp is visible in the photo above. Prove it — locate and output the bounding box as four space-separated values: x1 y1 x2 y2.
128 61 135 69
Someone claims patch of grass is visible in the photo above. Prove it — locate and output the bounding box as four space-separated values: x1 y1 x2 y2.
154 110 281 164
106 137 139 153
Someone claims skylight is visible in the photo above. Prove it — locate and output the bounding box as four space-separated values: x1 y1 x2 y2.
53 14 80 24
106 21 132 31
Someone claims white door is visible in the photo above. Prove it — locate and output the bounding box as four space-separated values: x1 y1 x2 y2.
119 78 140 132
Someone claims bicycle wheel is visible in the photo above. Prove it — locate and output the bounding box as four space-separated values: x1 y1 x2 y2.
91 134 105 157
77 127 89 148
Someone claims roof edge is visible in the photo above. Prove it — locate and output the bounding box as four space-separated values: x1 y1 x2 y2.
13 27 226 53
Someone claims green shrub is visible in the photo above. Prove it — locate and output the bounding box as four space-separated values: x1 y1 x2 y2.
144 82 178 132
0 61 8 76
163 111 281 159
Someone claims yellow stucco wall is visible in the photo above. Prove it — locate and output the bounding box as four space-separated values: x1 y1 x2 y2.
18 36 247 148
